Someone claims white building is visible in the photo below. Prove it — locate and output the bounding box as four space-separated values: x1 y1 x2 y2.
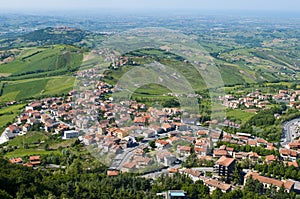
62 130 79 140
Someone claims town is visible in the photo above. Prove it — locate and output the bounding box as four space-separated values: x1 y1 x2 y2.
2 62 300 196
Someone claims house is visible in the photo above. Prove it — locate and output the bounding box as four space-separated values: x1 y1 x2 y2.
155 140 170 150
22 123 31 132
257 138 267 147
218 145 234 156
244 171 294 193
210 132 221 143
288 141 300 150
134 117 146 126
168 168 179 173
265 154 277 164
214 156 235 181
26 102 42 111
162 123 172 132
29 156 41 166
142 129 156 138
195 147 208 156
132 156 153 168
7 124 20 134
197 130 207 137
173 122 188 131
280 148 298 161
233 152 248 160
287 161 299 168
62 130 79 140
83 134 96 145
102 140 114 152
10 157 23 164
180 169 201 182
44 121 60 132
203 178 232 193
248 152 259 162
107 169 119 177
181 118 198 125
177 146 191 157
166 136 180 145
110 145 123 154
115 129 128 139
18 115 29 124
157 150 177 167
248 139 258 147
121 162 136 173
0 129 15 144
213 149 227 158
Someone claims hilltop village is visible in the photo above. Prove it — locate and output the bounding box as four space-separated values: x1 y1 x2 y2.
1 63 300 195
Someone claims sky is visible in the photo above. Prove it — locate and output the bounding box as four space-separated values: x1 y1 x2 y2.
0 0 300 13
1 0 300 12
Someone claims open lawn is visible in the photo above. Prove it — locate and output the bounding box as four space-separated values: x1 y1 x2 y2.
226 109 256 124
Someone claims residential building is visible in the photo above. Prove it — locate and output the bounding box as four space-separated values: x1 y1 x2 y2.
244 171 294 193
62 130 79 140
214 156 235 181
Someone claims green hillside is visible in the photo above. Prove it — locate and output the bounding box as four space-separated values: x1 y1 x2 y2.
0 45 83 79
0 27 105 50
0 76 75 103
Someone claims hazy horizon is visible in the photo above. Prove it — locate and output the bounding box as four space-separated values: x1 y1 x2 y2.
1 0 300 13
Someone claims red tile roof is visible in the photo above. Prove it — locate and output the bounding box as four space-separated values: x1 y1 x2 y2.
245 172 294 191
178 145 191 152
213 149 227 157
265 155 276 163
107 170 119 177
10 158 23 164
204 178 231 191
216 156 235 167
156 140 169 146
288 161 299 168
123 162 136 169
29 156 40 161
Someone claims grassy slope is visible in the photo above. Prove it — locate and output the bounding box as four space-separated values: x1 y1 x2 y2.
5 149 61 158
7 131 49 147
0 104 25 132
226 109 256 125
0 45 82 76
0 76 75 102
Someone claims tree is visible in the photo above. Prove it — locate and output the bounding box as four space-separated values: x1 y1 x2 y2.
232 164 242 185
211 188 224 199
149 140 156 149
0 190 13 199
44 143 50 151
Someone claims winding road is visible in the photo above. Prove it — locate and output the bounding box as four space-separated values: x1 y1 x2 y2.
282 118 300 147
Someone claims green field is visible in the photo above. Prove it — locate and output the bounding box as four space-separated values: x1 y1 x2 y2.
5 148 61 158
0 76 75 102
0 45 83 77
226 109 256 124
0 103 25 132
7 132 49 147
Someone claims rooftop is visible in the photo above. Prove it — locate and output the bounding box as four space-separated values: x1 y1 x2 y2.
216 156 235 167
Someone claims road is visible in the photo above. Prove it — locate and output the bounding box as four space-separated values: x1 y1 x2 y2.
281 118 300 147
109 125 213 171
110 143 147 170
